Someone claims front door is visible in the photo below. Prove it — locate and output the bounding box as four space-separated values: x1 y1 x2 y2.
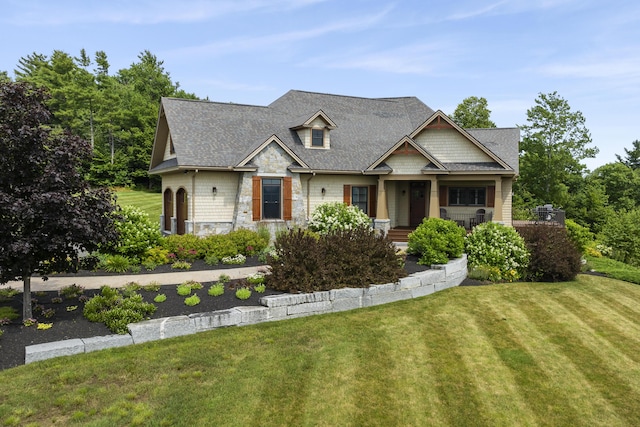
176 188 187 235
410 182 426 227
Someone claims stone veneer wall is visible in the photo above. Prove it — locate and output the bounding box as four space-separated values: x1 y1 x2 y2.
25 255 467 364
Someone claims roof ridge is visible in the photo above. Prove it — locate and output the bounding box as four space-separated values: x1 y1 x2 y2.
285 89 405 103
163 96 269 109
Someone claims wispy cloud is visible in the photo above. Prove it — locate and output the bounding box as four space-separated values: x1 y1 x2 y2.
301 42 460 75
164 6 393 58
5 0 330 26
442 0 582 22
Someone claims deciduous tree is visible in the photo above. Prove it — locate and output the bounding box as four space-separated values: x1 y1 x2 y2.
516 91 597 208
451 96 496 128
0 82 118 319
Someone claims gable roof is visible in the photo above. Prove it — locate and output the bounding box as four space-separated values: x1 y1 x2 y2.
150 90 519 175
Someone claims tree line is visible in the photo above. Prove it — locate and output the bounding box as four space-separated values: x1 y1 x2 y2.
452 94 640 237
1 49 197 189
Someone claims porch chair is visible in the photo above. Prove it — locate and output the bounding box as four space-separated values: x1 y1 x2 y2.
440 208 449 220
470 209 485 228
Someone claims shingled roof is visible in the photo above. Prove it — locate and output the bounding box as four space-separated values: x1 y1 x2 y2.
150 90 519 174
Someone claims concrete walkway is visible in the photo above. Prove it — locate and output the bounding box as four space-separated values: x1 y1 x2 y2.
4 265 267 293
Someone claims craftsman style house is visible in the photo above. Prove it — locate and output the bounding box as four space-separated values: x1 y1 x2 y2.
149 90 519 238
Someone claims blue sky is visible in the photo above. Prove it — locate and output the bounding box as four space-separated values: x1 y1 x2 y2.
1 0 639 170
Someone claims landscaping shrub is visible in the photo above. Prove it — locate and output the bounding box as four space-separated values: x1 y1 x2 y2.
465 222 529 282
516 225 582 282
308 202 371 235
227 228 269 256
565 219 594 254
408 218 466 265
599 208 640 266
267 226 405 293
83 286 156 334
109 205 162 258
142 246 170 269
200 234 238 260
99 254 133 273
161 234 205 260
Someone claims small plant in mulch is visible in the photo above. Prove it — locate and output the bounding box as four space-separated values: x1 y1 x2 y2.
222 254 246 265
176 284 192 296
218 274 231 283
0 288 19 302
41 308 56 319
37 323 53 330
184 295 201 306
142 282 161 292
66 305 78 312
235 287 252 300
254 284 266 293
208 283 225 297
171 260 192 270
58 284 85 299
51 297 63 304
23 318 37 327
154 294 167 303
246 272 265 285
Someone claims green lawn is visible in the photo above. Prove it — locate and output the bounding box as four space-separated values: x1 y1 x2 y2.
113 188 162 225
2 275 640 426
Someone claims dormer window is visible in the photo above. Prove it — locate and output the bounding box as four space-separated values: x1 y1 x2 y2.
312 129 324 147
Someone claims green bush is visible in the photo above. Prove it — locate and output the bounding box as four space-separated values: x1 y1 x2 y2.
565 219 594 254
176 284 192 296
208 283 225 296
143 246 170 268
465 222 529 282
201 234 238 260
599 209 640 266
408 218 466 265
516 225 582 282
267 227 405 293
184 295 201 306
235 288 252 300
308 202 371 235
83 286 156 334
228 228 269 256
154 294 167 303
161 234 204 260
99 254 133 273
109 205 162 258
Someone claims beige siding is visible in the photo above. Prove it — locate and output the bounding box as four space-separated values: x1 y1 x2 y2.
297 117 331 149
193 172 239 222
163 134 176 161
303 175 377 217
387 154 429 175
501 178 513 226
415 128 493 163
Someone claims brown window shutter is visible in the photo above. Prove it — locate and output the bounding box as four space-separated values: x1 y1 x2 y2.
252 176 261 221
343 185 351 205
369 185 377 218
439 186 447 206
283 176 292 220
487 185 496 208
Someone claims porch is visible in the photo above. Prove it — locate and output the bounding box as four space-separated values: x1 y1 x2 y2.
386 210 493 242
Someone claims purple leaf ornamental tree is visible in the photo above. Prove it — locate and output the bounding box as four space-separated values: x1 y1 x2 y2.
0 82 118 320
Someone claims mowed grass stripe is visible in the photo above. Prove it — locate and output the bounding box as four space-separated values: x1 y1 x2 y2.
521 297 640 425
487 290 624 426
470 289 591 425
552 290 640 365
113 188 162 224
413 292 495 426
442 307 539 425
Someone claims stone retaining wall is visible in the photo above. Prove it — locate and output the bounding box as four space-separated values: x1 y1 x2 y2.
25 255 467 364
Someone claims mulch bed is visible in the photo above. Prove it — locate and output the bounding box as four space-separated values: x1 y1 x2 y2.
0 255 461 371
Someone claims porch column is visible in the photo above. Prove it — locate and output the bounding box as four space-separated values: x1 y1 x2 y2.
376 177 389 219
428 177 440 219
374 177 391 235
493 177 503 221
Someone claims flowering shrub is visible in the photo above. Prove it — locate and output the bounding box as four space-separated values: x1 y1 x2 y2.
308 202 371 235
465 222 529 282
110 205 162 258
408 218 466 265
